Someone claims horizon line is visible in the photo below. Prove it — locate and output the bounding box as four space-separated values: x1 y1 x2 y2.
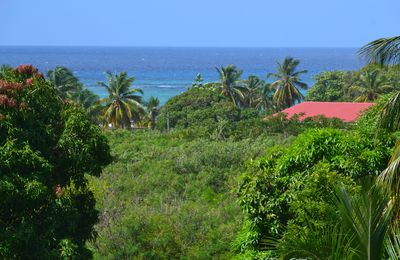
0 45 361 49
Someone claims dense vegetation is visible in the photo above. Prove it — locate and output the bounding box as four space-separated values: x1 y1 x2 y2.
87 130 292 258
235 121 394 258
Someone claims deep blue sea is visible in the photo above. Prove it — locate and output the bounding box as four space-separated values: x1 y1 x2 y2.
0 47 363 103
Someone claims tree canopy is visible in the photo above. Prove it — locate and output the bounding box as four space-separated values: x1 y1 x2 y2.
0 65 111 258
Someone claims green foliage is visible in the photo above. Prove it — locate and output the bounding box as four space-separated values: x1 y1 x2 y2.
306 71 354 101
157 84 350 141
0 65 111 258
87 130 290 259
157 86 269 139
349 69 392 102
236 127 393 256
277 179 396 260
264 112 349 135
306 64 400 102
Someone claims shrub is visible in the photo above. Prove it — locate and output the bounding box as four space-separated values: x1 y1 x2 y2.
235 127 393 256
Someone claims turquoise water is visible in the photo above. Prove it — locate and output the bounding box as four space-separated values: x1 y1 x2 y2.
0 47 362 103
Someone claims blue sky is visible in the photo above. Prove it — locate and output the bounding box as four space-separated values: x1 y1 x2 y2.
0 0 398 47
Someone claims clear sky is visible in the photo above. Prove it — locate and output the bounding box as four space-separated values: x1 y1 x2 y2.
0 0 398 47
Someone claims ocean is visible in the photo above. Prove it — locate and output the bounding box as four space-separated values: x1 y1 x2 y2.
0 47 363 103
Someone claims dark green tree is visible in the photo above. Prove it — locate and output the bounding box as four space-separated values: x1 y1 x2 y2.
0 65 112 258
306 71 355 102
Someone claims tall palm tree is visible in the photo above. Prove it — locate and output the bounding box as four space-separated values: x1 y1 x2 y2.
146 96 160 130
349 70 391 102
47 66 80 99
98 71 144 129
216 65 245 106
268 57 308 109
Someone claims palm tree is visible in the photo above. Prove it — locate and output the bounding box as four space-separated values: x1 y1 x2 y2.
47 66 80 99
242 75 265 108
256 82 275 112
359 36 400 65
66 84 101 122
349 70 391 102
359 36 400 131
98 71 144 129
360 37 400 197
268 57 308 109
146 96 160 130
67 84 99 109
216 65 245 106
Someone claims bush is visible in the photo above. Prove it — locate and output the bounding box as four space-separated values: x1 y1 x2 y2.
235 127 393 256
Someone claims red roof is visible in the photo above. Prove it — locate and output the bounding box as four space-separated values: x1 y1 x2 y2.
277 101 374 122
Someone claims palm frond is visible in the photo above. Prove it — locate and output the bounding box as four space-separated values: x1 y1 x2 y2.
378 92 400 131
336 182 393 260
359 36 400 65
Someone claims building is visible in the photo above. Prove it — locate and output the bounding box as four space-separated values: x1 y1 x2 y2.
274 101 375 122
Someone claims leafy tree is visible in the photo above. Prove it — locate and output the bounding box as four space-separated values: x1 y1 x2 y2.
349 70 391 101
216 65 245 106
268 57 308 109
156 86 269 139
97 71 144 128
47 66 81 99
0 65 111 258
306 71 355 102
